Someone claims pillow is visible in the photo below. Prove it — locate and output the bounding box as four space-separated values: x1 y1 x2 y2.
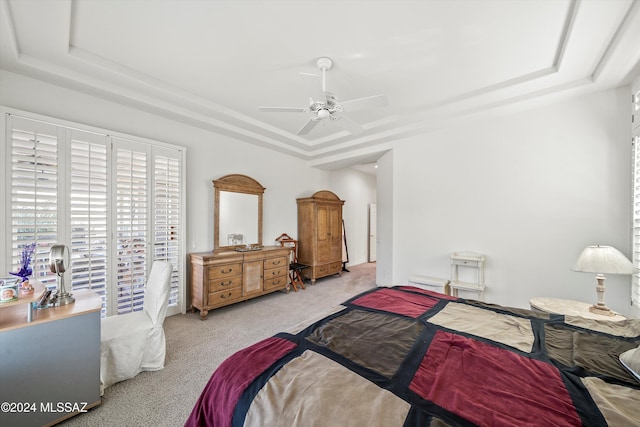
619 345 640 382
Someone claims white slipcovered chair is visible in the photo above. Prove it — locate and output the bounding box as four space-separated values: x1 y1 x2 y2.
100 261 172 395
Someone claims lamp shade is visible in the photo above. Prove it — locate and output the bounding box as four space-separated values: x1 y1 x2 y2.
571 245 634 275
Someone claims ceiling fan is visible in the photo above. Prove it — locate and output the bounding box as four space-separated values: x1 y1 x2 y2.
259 57 388 135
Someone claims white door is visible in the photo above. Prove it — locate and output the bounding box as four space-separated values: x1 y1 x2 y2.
369 203 377 262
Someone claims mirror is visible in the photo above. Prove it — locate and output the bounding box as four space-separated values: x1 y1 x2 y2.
213 174 264 251
219 192 258 246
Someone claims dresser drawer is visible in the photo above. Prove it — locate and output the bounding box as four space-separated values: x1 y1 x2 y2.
264 256 288 269
207 287 243 307
308 262 342 279
329 261 342 274
207 263 242 279
311 263 331 278
208 275 242 293
264 265 287 279
264 275 288 291
450 258 481 268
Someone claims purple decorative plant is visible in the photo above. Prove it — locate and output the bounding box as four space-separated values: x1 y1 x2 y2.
10 242 36 282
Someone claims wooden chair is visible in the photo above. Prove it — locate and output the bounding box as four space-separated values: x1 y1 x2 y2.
275 233 307 291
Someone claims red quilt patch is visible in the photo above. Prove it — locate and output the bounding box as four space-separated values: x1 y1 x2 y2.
352 288 440 318
410 330 581 427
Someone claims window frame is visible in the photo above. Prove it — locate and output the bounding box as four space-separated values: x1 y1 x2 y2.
1 107 186 317
632 75 640 317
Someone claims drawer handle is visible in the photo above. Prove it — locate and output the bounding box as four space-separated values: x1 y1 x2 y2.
220 268 233 274
272 279 281 285
220 280 232 287
271 270 280 276
271 260 281 265
220 292 232 299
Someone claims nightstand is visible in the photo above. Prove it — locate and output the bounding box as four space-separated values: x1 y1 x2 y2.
529 297 627 321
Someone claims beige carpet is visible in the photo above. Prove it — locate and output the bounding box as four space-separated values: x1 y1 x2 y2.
60 262 376 427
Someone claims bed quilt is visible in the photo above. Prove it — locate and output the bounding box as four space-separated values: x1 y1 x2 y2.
185 286 640 427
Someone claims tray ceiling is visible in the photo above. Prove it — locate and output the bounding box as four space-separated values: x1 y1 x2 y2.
1 0 639 169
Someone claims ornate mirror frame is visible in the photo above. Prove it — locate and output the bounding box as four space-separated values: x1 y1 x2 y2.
213 174 265 252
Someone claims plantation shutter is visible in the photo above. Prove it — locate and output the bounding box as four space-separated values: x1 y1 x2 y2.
153 148 182 307
113 138 149 315
8 116 60 286
69 129 109 313
633 74 640 312
633 80 640 134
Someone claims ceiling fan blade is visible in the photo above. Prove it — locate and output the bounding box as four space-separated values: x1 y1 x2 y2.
339 94 388 112
297 117 321 135
334 115 364 135
258 106 307 113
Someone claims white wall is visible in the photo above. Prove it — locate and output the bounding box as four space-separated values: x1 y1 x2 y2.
376 150 394 286
0 70 373 275
387 87 633 315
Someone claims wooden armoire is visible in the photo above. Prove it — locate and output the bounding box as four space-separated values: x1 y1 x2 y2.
297 190 345 284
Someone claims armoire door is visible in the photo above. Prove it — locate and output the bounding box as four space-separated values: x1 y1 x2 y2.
329 204 342 262
316 204 330 263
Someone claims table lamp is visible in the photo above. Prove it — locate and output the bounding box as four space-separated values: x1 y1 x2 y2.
571 245 633 316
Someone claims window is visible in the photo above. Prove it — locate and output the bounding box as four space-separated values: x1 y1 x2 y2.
3 111 185 317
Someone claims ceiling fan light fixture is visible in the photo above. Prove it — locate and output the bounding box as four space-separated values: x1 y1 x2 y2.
317 109 330 119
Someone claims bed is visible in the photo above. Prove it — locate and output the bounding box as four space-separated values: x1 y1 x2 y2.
185 286 640 427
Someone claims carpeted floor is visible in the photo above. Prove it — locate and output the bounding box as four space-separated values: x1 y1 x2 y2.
59 262 376 427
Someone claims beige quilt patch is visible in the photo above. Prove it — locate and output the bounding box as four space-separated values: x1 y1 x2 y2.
428 302 534 353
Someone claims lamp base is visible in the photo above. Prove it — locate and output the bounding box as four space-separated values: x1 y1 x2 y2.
50 292 75 306
589 304 615 317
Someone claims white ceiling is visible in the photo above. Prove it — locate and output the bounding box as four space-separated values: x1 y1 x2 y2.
1 0 639 170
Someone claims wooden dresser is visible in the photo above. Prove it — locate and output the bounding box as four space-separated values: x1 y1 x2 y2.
297 190 345 284
189 246 290 320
